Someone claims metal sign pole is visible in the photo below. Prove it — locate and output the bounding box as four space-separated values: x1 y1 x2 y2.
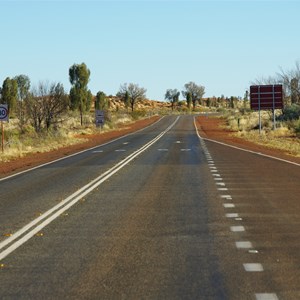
272 85 276 130
258 86 261 134
1 121 4 153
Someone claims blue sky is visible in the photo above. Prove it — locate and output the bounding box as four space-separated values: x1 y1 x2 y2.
1 0 300 100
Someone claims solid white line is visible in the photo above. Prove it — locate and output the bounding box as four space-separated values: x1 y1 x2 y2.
193 117 300 167
0 117 180 261
0 116 165 182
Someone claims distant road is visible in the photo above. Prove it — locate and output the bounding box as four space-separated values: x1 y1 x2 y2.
0 115 299 299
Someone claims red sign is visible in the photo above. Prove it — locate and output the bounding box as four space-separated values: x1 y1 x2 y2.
250 85 283 110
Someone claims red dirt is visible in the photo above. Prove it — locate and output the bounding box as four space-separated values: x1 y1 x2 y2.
195 115 300 165
1 115 299 179
0 116 160 178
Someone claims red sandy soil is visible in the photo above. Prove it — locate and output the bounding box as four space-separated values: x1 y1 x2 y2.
0 116 160 178
1 115 299 179
195 115 300 165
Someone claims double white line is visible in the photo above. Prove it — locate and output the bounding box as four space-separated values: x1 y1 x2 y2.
0 116 179 261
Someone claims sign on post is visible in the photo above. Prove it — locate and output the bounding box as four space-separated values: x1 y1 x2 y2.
95 110 105 127
0 104 9 122
250 85 283 110
0 104 9 153
250 85 283 132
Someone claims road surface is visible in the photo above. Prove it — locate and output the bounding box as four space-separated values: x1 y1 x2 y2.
0 115 299 299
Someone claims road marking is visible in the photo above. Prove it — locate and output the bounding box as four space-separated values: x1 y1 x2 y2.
0 117 180 262
180 149 191 151
255 294 278 300
115 149 126 152
224 203 235 208
194 117 300 167
123 142 129 145
213 174 221 177
214 178 223 181
216 182 225 186
211 170 218 173
158 149 169 151
221 195 232 199
175 140 181 144
209 166 217 169
218 188 228 191
92 150 103 153
0 116 165 182
236 241 253 249
243 263 264 272
231 226 245 232
226 213 239 218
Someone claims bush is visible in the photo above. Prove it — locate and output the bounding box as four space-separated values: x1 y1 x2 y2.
280 104 300 121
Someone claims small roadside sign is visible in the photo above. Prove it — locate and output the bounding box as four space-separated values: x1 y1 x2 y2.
0 104 9 122
95 110 105 127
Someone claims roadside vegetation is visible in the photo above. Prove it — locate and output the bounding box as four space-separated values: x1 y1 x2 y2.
1 61 299 163
220 62 300 157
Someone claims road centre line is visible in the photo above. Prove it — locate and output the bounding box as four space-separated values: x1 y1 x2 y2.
0 117 180 262
0 116 165 182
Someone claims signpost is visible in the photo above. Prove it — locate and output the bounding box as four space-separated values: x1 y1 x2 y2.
250 85 283 133
95 110 105 128
0 104 9 152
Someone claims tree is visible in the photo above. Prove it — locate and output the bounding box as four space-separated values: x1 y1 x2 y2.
186 92 192 109
117 83 147 112
14 75 31 132
26 81 68 132
1 77 18 114
165 89 180 110
95 91 109 110
69 63 91 125
182 82 205 110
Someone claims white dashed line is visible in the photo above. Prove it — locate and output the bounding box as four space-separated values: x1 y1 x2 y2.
243 263 264 272
221 195 232 199
115 149 126 152
158 149 169 151
226 213 239 218
92 150 103 153
230 226 245 232
236 241 253 249
255 294 278 300
223 203 235 208
180 149 191 151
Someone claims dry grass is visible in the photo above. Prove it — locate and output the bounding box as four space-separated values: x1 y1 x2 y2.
0 111 141 163
226 110 300 157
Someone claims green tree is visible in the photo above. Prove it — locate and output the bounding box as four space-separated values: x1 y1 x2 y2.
69 63 91 125
117 83 147 112
165 89 180 110
95 91 108 110
186 92 192 109
1 77 18 114
182 82 205 110
14 75 31 132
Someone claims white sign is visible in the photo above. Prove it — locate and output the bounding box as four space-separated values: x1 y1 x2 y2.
0 104 9 121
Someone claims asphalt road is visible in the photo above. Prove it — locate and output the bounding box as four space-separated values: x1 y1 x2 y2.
0 115 299 300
